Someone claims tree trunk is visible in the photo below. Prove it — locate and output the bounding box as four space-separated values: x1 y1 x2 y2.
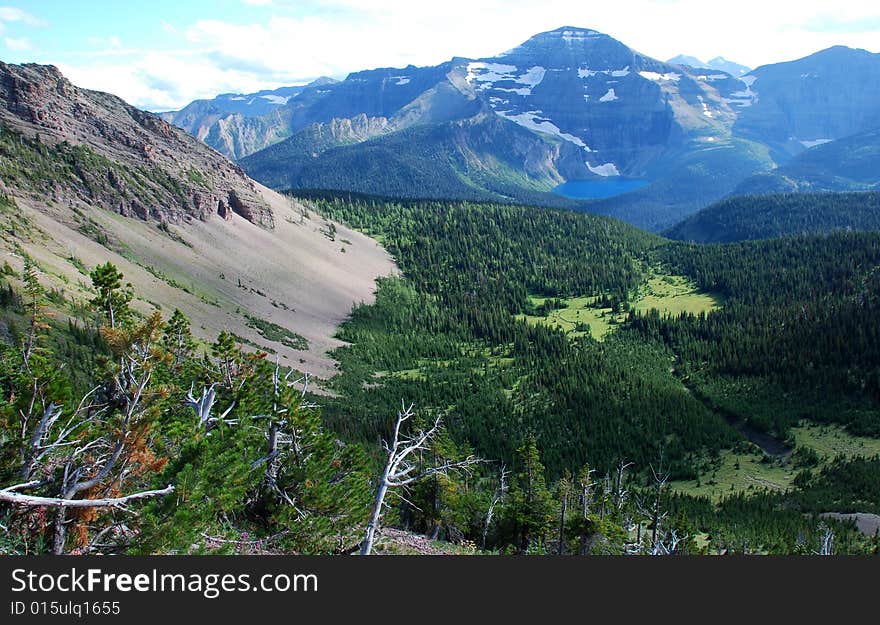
52 506 67 555
360 478 388 556
557 493 567 555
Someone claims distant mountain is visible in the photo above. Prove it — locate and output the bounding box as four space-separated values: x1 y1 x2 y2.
231 26 771 229
168 30 880 231
158 78 337 159
665 191 880 243
668 54 751 77
242 111 592 204
732 127 880 195
707 57 752 78
0 62 394 375
667 54 705 68
161 79 336 120
733 46 880 159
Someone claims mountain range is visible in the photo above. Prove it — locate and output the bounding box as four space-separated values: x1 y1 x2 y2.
667 54 752 77
3 24 880 558
156 27 880 231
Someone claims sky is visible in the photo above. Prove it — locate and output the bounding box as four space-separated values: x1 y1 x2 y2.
1 0 879 111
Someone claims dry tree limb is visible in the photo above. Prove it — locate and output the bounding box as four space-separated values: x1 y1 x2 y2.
360 402 481 555
0 484 174 508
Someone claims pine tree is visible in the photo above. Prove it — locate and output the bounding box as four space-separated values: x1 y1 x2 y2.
211 330 240 388
20 257 48 371
505 433 554 554
162 309 194 365
89 262 133 328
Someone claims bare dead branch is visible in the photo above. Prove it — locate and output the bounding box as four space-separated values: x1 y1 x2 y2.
0 484 174 508
360 402 484 555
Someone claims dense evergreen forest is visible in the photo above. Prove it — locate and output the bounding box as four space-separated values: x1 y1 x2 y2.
666 191 880 243
2 190 879 555
309 193 880 553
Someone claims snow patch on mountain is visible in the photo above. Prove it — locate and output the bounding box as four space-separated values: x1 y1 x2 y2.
495 109 591 150
466 62 518 85
392 76 411 85
560 29 602 43
466 63 546 95
259 95 290 105
495 87 532 96
599 88 618 102
639 71 681 82
517 66 546 87
579 66 630 78
697 95 713 117
587 161 621 176
725 75 758 108
799 138 832 148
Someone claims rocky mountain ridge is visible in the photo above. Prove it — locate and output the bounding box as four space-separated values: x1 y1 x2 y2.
0 61 274 228
163 27 880 231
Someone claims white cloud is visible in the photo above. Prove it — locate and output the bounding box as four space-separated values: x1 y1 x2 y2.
86 35 123 49
0 6 44 26
49 0 880 110
3 35 30 51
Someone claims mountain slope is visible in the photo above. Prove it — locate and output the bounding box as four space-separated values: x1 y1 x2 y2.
0 62 395 377
665 191 880 242
733 46 880 159
241 111 592 202
731 126 880 195
1 62 275 227
586 135 773 231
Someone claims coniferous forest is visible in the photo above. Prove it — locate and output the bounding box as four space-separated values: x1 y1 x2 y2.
4 190 877 555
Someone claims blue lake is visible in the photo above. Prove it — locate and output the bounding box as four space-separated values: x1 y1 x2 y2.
553 178 649 200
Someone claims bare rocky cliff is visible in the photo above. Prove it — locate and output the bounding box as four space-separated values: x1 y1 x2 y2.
0 62 274 228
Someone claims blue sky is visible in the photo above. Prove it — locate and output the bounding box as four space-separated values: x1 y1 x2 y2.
2 1 879 111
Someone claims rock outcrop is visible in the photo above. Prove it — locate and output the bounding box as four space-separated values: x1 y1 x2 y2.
0 62 274 228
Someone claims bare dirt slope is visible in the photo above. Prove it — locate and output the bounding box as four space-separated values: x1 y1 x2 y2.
10 189 395 378
0 62 397 380
821 513 880 537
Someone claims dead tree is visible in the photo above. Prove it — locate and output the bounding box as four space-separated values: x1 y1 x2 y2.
648 459 671 554
360 402 480 555
249 363 318 513
4 313 176 554
817 524 834 556
577 466 596 554
557 471 572 555
0 483 174 508
480 465 509 550
184 383 235 432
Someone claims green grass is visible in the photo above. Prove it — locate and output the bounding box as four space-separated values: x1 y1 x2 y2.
244 315 309 350
374 345 520 387
792 423 880 459
518 272 720 342
632 273 720 317
517 295 625 341
670 423 880 501
384 367 426 381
